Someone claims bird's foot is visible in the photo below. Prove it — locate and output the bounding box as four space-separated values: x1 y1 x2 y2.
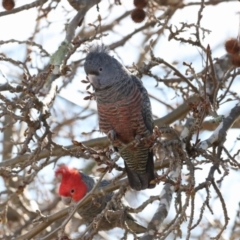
92 197 101 208
32 210 48 224
107 129 116 142
134 135 141 147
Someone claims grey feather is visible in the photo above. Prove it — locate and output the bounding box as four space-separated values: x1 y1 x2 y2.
79 172 146 233
84 45 156 190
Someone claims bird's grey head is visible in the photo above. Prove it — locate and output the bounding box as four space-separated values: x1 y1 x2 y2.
84 45 129 90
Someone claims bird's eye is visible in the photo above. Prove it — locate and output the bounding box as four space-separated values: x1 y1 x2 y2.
99 67 103 72
70 189 75 194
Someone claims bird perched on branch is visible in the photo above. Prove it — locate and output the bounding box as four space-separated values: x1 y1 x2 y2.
84 45 156 190
55 165 146 233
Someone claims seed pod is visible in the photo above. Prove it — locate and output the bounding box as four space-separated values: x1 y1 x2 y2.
225 38 240 55
2 0 15 11
133 0 148 9
231 54 240 67
131 8 146 23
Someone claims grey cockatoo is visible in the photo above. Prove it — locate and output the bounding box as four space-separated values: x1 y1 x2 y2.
84 45 156 190
55 165 146 233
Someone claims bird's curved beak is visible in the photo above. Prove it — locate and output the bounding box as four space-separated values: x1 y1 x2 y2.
87 74 100 88
61 196 72 205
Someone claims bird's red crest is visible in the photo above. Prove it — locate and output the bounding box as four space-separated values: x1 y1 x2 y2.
55 165 72 178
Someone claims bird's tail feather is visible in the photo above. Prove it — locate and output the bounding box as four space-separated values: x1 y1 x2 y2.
125 151 156 191
126 213 146 233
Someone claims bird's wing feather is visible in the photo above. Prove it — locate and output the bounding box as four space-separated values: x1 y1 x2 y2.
132 75 153 134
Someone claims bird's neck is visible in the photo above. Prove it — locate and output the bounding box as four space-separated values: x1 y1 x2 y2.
95 77 134 104
80 172 95 192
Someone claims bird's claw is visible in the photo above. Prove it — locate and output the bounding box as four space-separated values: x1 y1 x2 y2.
107 130 116 142
134 135 141 147
33 210 48 224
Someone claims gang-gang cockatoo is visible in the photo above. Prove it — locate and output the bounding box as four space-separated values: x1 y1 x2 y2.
55 165 146 233
84 45 156 190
